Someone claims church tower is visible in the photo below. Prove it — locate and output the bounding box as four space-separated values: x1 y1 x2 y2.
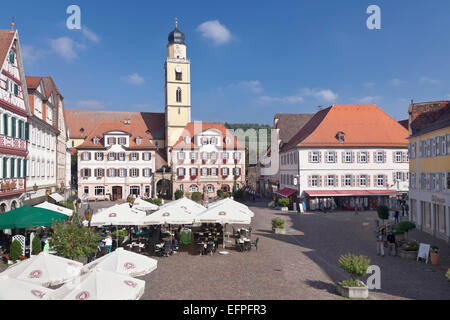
165 19 191 157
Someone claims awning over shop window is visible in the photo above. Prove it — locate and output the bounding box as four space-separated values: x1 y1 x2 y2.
0 205 68 230
304 190 398 197
276 188 298 198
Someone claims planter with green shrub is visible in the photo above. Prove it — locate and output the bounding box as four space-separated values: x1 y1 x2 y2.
144 198 163 206
223 192 231 198
217 189 224 198
9 240 23 263
430 246 440 265
398 240 419 259
277 198 290 211
393 221 416 239
336 254 370 299
272 217 286 234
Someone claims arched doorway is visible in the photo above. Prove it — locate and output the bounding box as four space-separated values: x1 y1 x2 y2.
11 201 17 210
156 179 172 200
221 184 230 193
0 203 7 214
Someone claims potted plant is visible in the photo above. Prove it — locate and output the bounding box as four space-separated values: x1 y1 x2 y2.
217 189 224 199
336 254 370 299
277 198 290 211
272 217 286 234
32 234 42 256
393 221 416 239
9 240 22 264
430 246 440 265
398 240 419 259
175 189 184 200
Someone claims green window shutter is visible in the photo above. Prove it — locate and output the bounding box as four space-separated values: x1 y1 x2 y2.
2 158 7 179
14 83 18 96
18 120 23 139
23 159 27 178
3 114 8 136
24 122 29 140
11 117 16 138
10 158 15 178
17 159 21 178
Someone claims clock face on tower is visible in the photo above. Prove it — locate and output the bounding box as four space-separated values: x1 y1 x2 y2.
175 45 181 54
175 66 182 73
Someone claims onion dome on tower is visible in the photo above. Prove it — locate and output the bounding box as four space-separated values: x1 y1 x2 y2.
168 18 185 45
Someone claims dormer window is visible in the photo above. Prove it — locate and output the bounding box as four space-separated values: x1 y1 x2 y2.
210 137 217 145
201 137 208 145
107 137 116 145
9 50 15 64
225 137 231 145
184 136 190 144
136 137 142 145
336 131 345 143
80 128 85 133
93 137 99 145
119 137 126 145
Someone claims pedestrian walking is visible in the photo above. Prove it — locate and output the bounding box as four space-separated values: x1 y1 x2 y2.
376 230 385 257
394 210 399 224
387 231 397 256
401 203 405 217
405 203 409 217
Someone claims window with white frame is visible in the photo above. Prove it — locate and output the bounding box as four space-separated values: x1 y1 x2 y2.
327 175 336 187
108 168 116 177
311 175 319 187
359 175 368 187
201 137 208 145
359 151 368 163
344 151 353 163
344 175 352 186
130 186 140 196
130 168 139 177
95 168 104 177
118 168 126 177
94 186 105 195
119 137 126 145
143 168 151 177
108 153 115 161
395 151 403 163
191 152 197 160
376 151 384 163
311 151 320 163
189 185 198 192
234 152 240 160
429 173 436 191
191 167 197 176
420 172 427 189
377 175 385 187
211 167 217 176
84 186 89 194
178 152 185 160
327 151 336 163
207 185 214 193
201 168 208 176
82 152 90 161
130 153 138 161
118 153 125 161
96 152 103 161
143 153 151 161
211 152 217 160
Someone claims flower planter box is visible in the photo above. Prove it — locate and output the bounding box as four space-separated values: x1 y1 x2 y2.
280 207 289 212
336 281 369 299
273 228 286 235
430 252 440 265
398 249 418 260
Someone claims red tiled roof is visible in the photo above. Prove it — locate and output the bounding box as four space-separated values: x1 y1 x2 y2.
65 109 165 140
25 76 42 90
408 101 450 136
0 30 15 67
172 122 245 150
282 105 409 151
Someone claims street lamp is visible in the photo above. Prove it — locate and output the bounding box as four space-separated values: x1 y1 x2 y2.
84 205 93 228
33 183 38 192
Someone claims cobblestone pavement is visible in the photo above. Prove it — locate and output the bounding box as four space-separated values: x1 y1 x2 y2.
135 200 450 300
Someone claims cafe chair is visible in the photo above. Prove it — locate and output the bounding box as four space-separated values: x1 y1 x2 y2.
163 244 173 257
206 242 215 256
243 241 251 252
196 243 205 256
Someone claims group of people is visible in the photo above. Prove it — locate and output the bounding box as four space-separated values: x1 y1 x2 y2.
376 223 397 257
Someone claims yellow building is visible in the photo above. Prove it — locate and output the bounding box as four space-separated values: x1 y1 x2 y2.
408 101 450 242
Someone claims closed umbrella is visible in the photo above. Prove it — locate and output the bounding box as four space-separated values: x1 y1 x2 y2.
0 274 54 300
45 268 145 300
82 248 157 277
35 201 73 216
1 252 83 287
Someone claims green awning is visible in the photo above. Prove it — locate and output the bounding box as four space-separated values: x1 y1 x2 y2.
0 205 68 230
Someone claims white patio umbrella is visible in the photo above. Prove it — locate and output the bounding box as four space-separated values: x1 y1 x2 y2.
81 247 157 277
194 202 252 249
160 197 206 215
84 203 146 227
143 205 198 225
0 274 54 300
45 267 145 300
35 201 73 216
1 252 83 287
207 198 254 217
132 197 159 211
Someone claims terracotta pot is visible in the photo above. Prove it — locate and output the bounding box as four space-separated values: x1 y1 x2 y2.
430 252 440 265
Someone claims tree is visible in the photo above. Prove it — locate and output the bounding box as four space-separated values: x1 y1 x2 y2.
377 205 389 225
175 189 184 200
32 234 42 255
338 254 370 287
49 220 102 261
191 192 202 202
9 240 22 261
217 189 224 198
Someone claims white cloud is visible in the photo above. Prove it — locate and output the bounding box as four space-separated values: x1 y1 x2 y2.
230 80 263 93
351 96 382 104
196 20 232 45
301 88 338 103
82 26 100 43
75 100 104 109
49 37 85 61
389 78 405 86
258 88 338 105
120 73 145 85
420 76 439 85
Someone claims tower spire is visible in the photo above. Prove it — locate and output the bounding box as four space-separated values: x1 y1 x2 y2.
175 17 178 28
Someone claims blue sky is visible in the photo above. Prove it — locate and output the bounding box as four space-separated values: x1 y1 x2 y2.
2 0 450 124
